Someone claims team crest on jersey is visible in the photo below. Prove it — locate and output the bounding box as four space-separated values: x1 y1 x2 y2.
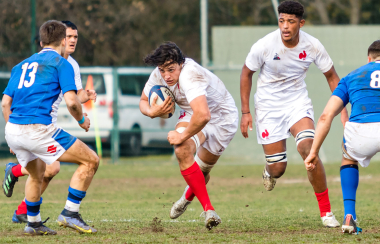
273 53 281 60
179 110 186 120
299 51 307 60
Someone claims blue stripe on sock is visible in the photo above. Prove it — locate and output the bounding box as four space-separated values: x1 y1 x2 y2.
25 197 43 206
68 186 86 199
67 196 81 204
340 165 359 220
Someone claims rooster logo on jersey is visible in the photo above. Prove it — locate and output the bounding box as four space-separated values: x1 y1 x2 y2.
299 51 307 60
273 53 281 60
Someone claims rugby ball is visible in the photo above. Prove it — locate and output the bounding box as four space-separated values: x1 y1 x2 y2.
149 85 176 118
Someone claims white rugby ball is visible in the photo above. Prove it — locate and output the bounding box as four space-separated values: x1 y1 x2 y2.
149 85 176 118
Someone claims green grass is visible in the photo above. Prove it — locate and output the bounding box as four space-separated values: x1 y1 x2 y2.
1 155 380 243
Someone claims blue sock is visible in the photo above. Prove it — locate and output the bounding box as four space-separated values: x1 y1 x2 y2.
25 197 43 223
340 164 359 220
64 186 86 213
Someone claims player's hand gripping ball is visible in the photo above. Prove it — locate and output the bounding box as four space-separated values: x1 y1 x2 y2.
149 85 176 118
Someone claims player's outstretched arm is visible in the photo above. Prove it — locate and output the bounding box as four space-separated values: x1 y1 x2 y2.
139 91 174 118
1 95 12 123
240 64 255 138
167 95 210 145
323 66 349 126
305 96 344 171
77 89 97 103
63 90 90 132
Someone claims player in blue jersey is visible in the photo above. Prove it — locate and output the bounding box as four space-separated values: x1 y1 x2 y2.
2 20 97 225
1 20 99 235
304 40 380 234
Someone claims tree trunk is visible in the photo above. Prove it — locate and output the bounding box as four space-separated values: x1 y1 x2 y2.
349 0 360 24
314 0 330 25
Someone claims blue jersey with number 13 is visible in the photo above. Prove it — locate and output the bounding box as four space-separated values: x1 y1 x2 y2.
3 48 77 125
332 61 380 123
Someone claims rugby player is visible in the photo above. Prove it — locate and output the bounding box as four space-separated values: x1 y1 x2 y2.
305 40 380 234
140 42 238 230
2 21 97 225
239 0 348 227
2 20 99 235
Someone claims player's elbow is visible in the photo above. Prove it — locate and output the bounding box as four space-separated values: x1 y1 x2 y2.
199 111 211 124
66 100 80 111
318 112 333 124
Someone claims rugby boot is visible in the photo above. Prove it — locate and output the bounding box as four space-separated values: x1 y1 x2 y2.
57 210 97 234
321 212 340 228
2 162 19 197
170 185 192 219
262 168 276 191
200 210 221 230
24 219 57 235
12 210 27 223
342 214 362 234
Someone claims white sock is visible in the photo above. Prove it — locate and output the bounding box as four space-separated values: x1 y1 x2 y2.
64 200 80 212
28 213 41 223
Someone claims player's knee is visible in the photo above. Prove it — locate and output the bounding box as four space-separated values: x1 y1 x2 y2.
88 154 100 173
174 141 193 160
44 164 60 178
268 162 287 178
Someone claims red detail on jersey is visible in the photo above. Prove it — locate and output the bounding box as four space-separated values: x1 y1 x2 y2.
47 145 57 154
299 51 307 60
179 111 186 120
262 129 269 139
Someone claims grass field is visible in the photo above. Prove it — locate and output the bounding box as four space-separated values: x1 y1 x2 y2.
1 155 380 243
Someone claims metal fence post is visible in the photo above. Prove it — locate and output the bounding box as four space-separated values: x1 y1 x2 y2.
111 68 119 164
30 0 36 54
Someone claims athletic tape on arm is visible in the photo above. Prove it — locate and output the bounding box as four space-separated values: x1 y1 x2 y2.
175 127 200 149
265 152 287 164
295 129 315 146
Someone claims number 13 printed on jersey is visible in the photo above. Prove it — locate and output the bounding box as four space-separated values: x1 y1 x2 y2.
18 62 39 89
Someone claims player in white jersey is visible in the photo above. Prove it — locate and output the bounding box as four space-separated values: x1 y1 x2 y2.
2 21 97 224
239 1 348 227
140 42 238 230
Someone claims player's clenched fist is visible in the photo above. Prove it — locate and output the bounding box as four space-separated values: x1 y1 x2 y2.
304 152 318 171
240 113 253 138
79 113 91 132
149 96 174 118
167 130 183 145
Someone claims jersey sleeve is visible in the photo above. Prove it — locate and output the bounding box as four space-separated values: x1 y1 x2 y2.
179 66 208 103
245 39 266 72
3 67 17 98
58 59 77 94
72 60 83 90
313 40 333 73
143 68 162 97
332 77 349 106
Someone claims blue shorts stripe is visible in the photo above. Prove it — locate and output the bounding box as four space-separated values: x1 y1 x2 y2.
54 129 77 150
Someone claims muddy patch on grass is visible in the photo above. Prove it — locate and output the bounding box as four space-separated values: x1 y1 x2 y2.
150 217 164 232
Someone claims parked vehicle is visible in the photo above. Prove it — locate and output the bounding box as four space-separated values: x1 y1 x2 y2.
56 67 179 156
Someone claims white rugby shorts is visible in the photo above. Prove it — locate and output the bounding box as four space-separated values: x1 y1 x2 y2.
5 122 77 167
342 121 380 167
176 109 238 156
255 101 314 144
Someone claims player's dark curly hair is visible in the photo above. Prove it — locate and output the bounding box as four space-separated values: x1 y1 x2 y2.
368 40 380 59
144 42 186 67
278 1 304 19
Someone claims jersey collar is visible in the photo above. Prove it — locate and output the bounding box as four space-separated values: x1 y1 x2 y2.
39 48 60 54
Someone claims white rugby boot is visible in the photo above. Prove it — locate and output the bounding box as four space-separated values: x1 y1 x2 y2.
321 212 340 228
342 214 362 234
200 210 222 230
170 186 192 219
262 168 277 191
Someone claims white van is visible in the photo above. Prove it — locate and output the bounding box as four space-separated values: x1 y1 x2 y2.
56 67 179 156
